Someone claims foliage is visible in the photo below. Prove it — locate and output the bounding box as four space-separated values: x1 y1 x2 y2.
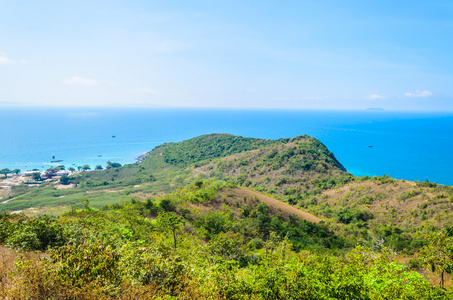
0 190 452 298
2 214 66 251
3 133 453 298
59 175 70 185
106 161 122 168
419 225 453 286
0 168 11 178
156 212 185 249
82 164 91 171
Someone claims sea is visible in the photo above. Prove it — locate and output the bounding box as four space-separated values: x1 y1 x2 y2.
1 107 453 185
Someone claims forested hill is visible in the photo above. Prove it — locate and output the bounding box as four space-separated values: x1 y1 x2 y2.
155 133 346 172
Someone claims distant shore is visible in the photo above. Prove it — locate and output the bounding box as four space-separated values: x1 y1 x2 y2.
135 152 149 163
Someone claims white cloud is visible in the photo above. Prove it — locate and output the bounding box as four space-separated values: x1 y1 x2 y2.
404 90 432 98
0 53 26 64
0 56 14 64
63 76 108 85
365 94 384 100
133 87 158 94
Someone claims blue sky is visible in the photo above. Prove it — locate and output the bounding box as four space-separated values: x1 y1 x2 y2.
0 0 452 110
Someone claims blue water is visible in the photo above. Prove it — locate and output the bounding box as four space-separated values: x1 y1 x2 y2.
1 107 452 185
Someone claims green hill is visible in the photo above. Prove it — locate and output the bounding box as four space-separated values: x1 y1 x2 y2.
2 133 452 254
2 133 453 298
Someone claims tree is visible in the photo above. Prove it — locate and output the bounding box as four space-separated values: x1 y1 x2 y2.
419 225 453 286
68 167 75 172
60 175 70 185
95 165 103 170
45 168 57 178
0 168 11 178
156 212 185 249
11 169 20 175
106 161 122 169
32 172 41 181
77 166 82 172
81 164 91 171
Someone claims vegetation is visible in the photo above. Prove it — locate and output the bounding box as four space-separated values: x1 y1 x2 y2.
1 182 451 298
1 133 453 298
0 168 12 178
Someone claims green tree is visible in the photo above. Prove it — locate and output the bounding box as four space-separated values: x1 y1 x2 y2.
81 164 91 171
95 165 103 170
156 212 185 249
60 175 70 185
68 167 75 172
419 225 453 286
32 172 41 181
12 169 20 175
0 168 11 178
106 161 122 169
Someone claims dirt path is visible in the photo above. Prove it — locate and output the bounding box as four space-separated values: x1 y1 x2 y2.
235 188 322 223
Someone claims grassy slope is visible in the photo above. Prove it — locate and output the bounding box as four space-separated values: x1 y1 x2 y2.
308 177 453 252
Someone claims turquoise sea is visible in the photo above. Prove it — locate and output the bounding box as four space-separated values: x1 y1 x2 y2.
1 107 453 185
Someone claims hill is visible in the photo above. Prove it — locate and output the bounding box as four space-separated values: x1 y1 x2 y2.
0 134 348 212
2 133 453 298
2 133 452 254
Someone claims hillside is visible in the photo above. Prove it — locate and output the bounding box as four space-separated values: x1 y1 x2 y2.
0 134 348 212
193 135 351 198
1 180 451 299
2 133 453 298
310 177 453 252
2 133 452 254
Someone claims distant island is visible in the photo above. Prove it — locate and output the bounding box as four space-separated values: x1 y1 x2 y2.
365 107 385 111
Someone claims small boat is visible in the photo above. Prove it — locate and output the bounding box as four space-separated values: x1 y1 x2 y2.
50 160 64 163
368 145 373 148
98 154 102 157
112 135 116 138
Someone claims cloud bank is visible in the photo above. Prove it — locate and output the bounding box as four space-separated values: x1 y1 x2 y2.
366 94 384 100
404 90 432 98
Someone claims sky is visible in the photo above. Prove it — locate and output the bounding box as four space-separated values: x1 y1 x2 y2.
0 0 452 111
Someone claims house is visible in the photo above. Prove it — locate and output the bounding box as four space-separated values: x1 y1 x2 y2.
56 170 70 176
24 171 41 176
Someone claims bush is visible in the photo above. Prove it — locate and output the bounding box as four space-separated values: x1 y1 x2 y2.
6 215 66 251
59 175 70 185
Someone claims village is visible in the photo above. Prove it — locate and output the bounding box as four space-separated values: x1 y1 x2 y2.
0 166 90 203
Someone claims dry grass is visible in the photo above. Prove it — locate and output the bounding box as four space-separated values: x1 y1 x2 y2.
236 188 322 223
0 245 45 299
317 179 453 230
0 246 18 293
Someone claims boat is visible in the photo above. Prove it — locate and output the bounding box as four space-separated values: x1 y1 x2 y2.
112 135 116 138
368 145 373 148
50 160 64 163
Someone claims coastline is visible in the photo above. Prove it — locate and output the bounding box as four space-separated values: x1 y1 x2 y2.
135 152 149 163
